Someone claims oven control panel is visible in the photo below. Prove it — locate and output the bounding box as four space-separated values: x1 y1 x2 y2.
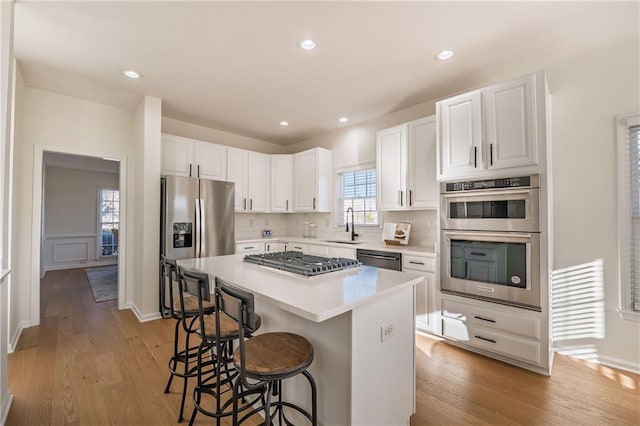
444 176 536 192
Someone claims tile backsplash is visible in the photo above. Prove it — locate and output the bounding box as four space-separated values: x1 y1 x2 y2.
235 209 438 248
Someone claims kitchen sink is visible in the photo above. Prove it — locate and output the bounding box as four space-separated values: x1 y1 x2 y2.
322 240 366 245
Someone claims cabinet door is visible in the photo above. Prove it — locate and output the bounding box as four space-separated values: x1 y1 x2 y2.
438 90 482 179
484 74 537 170
306 244 330 256
415 272 436 333
162 134 194 177
376 124 407 210
328 246 356 259
195 141 227 180
227 148 248 211
247 152 268 212
293 150 318 211
270 155 293 212
407 116 437 209
235 242 265 254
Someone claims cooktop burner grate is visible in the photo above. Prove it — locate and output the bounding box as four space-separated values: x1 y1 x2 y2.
243 251 362 277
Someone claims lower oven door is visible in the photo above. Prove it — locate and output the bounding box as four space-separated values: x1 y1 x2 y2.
440 230 541 310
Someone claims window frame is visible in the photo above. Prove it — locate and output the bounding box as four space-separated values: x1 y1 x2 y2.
335 163 381 228
616 112 640 321
97 186 120 258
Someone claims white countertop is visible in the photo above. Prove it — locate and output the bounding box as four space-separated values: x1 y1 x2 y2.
178 253 424 323
236 236 437 257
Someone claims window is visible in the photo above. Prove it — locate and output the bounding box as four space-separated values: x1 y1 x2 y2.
99 188 119 256
336 168 378 226
617 114 640 316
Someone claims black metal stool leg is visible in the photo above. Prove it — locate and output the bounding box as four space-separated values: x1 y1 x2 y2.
302 370 318 426
164 317 181 393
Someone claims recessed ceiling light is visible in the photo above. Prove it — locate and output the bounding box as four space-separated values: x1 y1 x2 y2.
279 121 289 127
434 50 454 61
299 39 316 50
123 69 143 79
338 117 349 123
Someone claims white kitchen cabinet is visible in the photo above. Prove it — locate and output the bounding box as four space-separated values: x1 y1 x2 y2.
265 241 287 252
407 116 438 209
402 254 438 334
270 155 293 213
287 243 306 252
235 242 265 255
227 148 269 212
306 244 330 256
376 124 407 210
293 148 332 212
161 133 227 180
376 115 437 210
328 246 356 259
437 71 544 180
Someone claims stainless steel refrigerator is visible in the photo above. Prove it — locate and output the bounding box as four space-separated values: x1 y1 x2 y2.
160 175 235 316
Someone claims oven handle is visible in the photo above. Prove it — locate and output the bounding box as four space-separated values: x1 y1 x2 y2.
444 231 534 240
441 189 534 199
358 253 400 261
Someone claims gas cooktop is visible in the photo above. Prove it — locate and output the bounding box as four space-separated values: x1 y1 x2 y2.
243 251 361 277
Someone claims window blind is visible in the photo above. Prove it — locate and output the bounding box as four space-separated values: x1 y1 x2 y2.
630 125 640 311
337 168 378 226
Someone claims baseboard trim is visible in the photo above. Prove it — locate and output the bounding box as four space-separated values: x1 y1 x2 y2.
45 260 117 273
8 320 31 353
596 355 640 375
127 302 162 323
0 393 14 426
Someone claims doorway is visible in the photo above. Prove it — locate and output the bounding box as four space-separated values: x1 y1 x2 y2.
30 145 128 326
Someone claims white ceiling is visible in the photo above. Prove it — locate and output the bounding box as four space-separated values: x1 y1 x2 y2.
13 1 640 146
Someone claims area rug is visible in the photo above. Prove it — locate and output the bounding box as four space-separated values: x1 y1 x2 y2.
85 265 118 302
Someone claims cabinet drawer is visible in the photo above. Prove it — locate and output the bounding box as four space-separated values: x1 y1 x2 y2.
306 244 330 256
288 244 306 252
442 299 539 339
402 255 435 272
442 317 541 365
235 242 265 254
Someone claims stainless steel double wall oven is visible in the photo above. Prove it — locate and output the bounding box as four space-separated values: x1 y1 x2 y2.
440 175 541 310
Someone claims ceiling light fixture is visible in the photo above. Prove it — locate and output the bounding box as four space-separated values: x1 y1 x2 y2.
279 121 289 127
338 117 349 123
299 39 316 50
434 50 454 61
123 69 143 79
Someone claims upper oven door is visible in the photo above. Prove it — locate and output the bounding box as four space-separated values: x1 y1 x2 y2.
441 187 540 232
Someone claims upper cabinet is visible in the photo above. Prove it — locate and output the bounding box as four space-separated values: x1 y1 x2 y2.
293 148 332 212
437 71 544 181
161 133 227 180
271 155 293 213
227 148 269 213
376 115 438 210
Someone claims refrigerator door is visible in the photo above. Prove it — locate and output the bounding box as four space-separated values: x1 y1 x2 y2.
161 176 199 260
199 179 235 257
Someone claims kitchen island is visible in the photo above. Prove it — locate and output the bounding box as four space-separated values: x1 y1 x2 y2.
178 253 424 426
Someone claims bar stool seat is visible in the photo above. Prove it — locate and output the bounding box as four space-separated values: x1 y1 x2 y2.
173 294 215 315
235 332 313 378
198 311 262 341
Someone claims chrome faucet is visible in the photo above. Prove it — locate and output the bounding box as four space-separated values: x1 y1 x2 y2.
345 207 359 241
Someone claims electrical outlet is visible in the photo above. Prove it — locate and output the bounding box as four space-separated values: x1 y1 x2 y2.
381 322 395 342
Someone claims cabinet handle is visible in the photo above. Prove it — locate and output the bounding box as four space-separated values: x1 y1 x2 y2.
189 163 193 177
474 146 478 168
474 315 496 323
474 335 496 344
409 261 425 265
197 164 200 177
243 198 247 210
398 190 402 205
313 197 316 210
409 189 413 207
286 199 289 211
250 199 253 210
294 246 303 250
266 244 270 251
469 252 486 256
243 246 255 250
489 143 493 166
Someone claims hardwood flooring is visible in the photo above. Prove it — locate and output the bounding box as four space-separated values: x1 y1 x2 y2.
6 268 640 425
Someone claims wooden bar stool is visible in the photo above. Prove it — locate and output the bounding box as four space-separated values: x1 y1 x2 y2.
214 277 318 425
180 269 263 426
161 256 215 422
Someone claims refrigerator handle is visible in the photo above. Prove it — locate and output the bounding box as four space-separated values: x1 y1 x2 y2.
199 198 206 257
195 198 201 258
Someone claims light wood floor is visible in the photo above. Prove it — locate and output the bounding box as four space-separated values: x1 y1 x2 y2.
6 268 640 425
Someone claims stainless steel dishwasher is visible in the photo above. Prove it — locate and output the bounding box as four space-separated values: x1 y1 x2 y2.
356 249 402 271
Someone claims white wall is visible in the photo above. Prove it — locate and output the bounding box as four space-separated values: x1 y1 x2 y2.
546 37 640 370
42 166 118 272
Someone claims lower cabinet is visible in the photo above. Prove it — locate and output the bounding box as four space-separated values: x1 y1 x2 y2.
265 242 287 252
328 246 356 259
440 298 543 366
306 244 330 256
235 242 265 255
